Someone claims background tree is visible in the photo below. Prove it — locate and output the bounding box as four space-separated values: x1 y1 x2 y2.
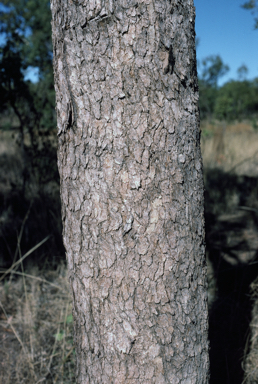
242 0 258 29
198 55 229 120
0 0 56 185
51 0 209 382
237 64 249 80
214 77 258 122
0 0 55 138
197 56 258 124
0 0 63 266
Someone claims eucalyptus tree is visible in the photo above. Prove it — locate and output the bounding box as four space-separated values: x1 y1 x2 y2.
51 0 209 382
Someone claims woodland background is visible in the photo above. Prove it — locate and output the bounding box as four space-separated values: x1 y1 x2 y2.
0 0 258 383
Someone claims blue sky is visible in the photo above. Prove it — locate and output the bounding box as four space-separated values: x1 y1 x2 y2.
1 1 257 85
194 0 258 85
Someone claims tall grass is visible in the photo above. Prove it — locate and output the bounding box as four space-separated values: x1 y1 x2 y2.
0 264 75 384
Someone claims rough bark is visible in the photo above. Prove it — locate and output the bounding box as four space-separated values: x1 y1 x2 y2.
51 0 209 382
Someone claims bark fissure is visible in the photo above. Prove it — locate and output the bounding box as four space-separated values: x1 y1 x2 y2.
51 0 209 382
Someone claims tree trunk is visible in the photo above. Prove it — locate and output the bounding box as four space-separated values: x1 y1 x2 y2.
51 0 209 382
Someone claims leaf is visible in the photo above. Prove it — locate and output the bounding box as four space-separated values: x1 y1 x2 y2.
66 313 73 324
54 330 65 341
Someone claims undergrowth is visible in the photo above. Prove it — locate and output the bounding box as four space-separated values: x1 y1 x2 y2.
0 264 75 384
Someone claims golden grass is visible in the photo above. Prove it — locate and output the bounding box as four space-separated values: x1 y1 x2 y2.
201 121 258 177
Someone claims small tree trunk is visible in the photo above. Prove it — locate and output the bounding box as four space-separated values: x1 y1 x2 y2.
51 0 209 382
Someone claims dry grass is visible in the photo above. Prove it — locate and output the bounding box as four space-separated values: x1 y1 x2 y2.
201 120 258 177
1 120 258 383
0 265 75 384
0 126 71 383
201 120 258 383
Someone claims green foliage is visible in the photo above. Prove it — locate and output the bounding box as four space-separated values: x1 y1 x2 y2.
242 0 258 29
214 79 258 122
251 117 258 129
201 128 214 139
199 55 230 88
0 0 56 134
66 314 73 324
0 0 57 191
54 314 73 342
198 54 258 122
237 64 249 80
198 55 230 120
55 330 65 342
198 80 218 120
0 0 53 74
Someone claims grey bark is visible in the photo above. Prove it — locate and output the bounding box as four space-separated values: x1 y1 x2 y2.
51 0 209 382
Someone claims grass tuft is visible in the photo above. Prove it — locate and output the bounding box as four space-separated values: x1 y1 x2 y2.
0 265 75 384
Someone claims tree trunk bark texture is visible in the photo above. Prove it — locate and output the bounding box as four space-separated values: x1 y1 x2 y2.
51 0 209 382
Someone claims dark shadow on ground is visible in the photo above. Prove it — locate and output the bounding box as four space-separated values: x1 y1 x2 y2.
0 135 65 269
205 169 258 384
